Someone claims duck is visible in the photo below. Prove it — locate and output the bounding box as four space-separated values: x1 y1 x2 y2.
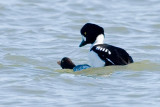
79 23 133 67
57 57 90 72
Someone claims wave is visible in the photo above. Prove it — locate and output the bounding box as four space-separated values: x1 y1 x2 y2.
55 60 160 76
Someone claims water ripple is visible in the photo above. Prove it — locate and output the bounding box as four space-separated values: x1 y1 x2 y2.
0 0 160 106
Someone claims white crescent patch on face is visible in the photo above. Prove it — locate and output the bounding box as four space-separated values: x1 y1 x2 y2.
82 35 86 41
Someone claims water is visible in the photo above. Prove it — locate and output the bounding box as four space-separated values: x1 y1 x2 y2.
0 0 160 106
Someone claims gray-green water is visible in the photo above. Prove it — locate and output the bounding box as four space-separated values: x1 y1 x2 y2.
0 0 160 107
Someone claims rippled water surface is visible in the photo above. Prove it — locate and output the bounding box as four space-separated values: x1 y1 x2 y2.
0 0 160 107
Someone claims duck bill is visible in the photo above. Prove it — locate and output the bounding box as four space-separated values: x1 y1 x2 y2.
57 61 61 65
79 40 87 47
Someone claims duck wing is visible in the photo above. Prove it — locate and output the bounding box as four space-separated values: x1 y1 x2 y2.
90 44 133 66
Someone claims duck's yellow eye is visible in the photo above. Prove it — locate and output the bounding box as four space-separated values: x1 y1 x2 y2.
84 32 87 35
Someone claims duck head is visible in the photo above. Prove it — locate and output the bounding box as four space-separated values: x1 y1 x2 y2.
79 23 105 47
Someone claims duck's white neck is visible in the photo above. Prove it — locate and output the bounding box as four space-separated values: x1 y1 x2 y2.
92 34 104 47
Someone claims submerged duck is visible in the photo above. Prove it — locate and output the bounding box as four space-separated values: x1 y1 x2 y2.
79 23 133 67
57 57 90 72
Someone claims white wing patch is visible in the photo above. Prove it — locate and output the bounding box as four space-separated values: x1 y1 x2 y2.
96 46 111 55
106 58 115 65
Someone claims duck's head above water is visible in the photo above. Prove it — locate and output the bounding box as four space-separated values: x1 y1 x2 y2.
57 57 76 69
79 23 105 47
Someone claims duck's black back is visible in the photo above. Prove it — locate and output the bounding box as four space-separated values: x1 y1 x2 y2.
90 44 133 66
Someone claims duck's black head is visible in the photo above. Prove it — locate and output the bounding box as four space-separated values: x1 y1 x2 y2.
57 57 76 69
79 23 104 47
